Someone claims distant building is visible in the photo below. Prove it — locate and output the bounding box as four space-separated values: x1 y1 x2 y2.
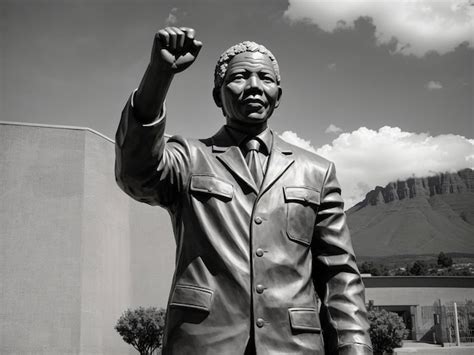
364 276 474 343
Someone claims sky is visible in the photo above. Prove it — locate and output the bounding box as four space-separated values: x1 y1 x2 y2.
1 0 473 207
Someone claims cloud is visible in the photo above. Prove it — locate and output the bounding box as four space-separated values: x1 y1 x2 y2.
279 131 317 153
165 8 178 25
317 126 474 207
282 127 474 209
284 0 474 56
425 80 443 90
328 63 337 71
325 124 343 134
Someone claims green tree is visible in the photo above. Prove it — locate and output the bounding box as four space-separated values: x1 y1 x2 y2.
115 307 166 355
368 308 408 355
437 252 453 268
408 260 428 275
359 261 389 276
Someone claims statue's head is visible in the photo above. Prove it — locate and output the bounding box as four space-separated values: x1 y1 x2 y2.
213 41 282 129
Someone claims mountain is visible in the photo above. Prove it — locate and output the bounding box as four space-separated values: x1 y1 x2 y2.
347 168 474 257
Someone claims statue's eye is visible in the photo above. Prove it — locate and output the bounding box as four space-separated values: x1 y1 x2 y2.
260 73 275 83
231 73 245 81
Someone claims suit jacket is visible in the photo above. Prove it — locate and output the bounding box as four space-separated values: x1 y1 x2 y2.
115 97 373 355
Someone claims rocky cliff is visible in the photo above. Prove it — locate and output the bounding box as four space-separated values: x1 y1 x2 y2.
347 169 474 257
353 168 474 208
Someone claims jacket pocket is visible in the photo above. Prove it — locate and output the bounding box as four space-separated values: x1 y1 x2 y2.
288 307 321 333
283 186 320 246
169 284 214 312
190 174 233 201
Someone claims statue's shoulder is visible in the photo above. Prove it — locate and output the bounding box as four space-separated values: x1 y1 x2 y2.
164 134 210 146
274 134 332 169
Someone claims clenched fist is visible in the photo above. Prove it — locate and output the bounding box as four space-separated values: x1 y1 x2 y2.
151 27 203 73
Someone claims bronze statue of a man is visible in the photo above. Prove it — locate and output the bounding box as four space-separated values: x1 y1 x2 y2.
115 27 373 355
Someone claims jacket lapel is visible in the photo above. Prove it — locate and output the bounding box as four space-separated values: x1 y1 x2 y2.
259 134 295 196
211 128 295 195
212 128 259 194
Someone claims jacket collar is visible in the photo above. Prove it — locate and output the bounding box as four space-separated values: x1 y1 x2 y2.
259 134 294 196
211 127 294 195
212 126 258 193
224 125 272 156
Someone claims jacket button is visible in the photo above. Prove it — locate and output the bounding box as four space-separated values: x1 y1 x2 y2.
256 284 265 294
254 217 262 224
255 248 264 257
256 318 265 328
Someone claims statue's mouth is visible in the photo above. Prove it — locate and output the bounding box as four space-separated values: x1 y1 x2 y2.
243 98 265 107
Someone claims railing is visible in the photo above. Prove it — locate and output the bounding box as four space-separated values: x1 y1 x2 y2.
444 302 474 344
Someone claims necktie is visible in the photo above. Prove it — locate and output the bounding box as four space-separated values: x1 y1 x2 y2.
244 139 264 188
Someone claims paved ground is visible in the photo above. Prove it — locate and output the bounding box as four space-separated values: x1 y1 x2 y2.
393 341 474 354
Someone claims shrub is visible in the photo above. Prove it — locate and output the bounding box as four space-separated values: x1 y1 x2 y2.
368 308 408 354
408 260 428 275
115 306 166 355
437 252 453 268
359 261 389 276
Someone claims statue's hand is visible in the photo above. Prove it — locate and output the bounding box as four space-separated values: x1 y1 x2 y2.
151 27 202 74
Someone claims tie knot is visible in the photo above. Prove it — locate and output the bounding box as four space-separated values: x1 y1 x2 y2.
245 139 261 153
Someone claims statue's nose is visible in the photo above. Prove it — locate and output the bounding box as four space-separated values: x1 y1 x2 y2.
246 75 263 91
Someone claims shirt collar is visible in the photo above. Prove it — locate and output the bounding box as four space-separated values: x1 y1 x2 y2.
224 125 273 155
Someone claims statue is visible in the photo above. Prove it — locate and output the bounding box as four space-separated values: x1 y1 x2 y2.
115 27 373 355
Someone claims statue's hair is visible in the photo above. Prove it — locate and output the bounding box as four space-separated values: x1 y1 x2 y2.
214 41 281 91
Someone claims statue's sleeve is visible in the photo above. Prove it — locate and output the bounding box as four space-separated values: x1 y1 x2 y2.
312 162 373 355
114 93 191 208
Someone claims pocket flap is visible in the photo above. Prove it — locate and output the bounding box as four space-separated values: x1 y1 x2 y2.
170 284 213 312
288 307 321 332
284 187 320 206
190 175 233 200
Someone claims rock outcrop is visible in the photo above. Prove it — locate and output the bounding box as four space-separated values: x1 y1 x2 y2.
347 168 474 257
354 169 474 209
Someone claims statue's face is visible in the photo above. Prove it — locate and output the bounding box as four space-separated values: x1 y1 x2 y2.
217 51 281 126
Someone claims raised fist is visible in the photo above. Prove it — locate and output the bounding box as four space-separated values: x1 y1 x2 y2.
151 27 203 74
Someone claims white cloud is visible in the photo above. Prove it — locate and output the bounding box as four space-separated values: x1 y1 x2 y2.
165 8 178 25
425 80 443 90
279 131 317 153
325 123 343 134
328 63 337 71
284 0 474 56
282 127 474 208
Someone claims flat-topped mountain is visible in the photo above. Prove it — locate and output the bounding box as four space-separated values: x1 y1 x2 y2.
347 169 474 257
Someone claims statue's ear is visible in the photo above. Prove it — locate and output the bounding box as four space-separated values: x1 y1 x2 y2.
274 86 283 109
213 87 222 108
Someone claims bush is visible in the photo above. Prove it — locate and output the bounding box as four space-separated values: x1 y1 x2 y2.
368 308 408 354
115 306 166 355
437 252 453 268
408 260 428 275
359 261 389 276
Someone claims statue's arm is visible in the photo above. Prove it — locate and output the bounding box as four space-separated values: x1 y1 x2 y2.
115 28 202 207
312 162 373 355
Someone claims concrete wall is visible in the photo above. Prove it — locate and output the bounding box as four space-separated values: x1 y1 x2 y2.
1 124 84 354
0 122 175 354
364 277 474 306
365 287 473 306
129 200 174 309
79 131 132 354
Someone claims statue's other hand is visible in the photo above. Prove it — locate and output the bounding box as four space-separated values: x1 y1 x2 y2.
151 27 202 74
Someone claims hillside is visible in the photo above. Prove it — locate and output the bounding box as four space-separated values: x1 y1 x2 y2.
347 169 474 257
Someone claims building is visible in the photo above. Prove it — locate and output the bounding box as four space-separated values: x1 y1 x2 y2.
0 122 175 355
364 276 474 343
